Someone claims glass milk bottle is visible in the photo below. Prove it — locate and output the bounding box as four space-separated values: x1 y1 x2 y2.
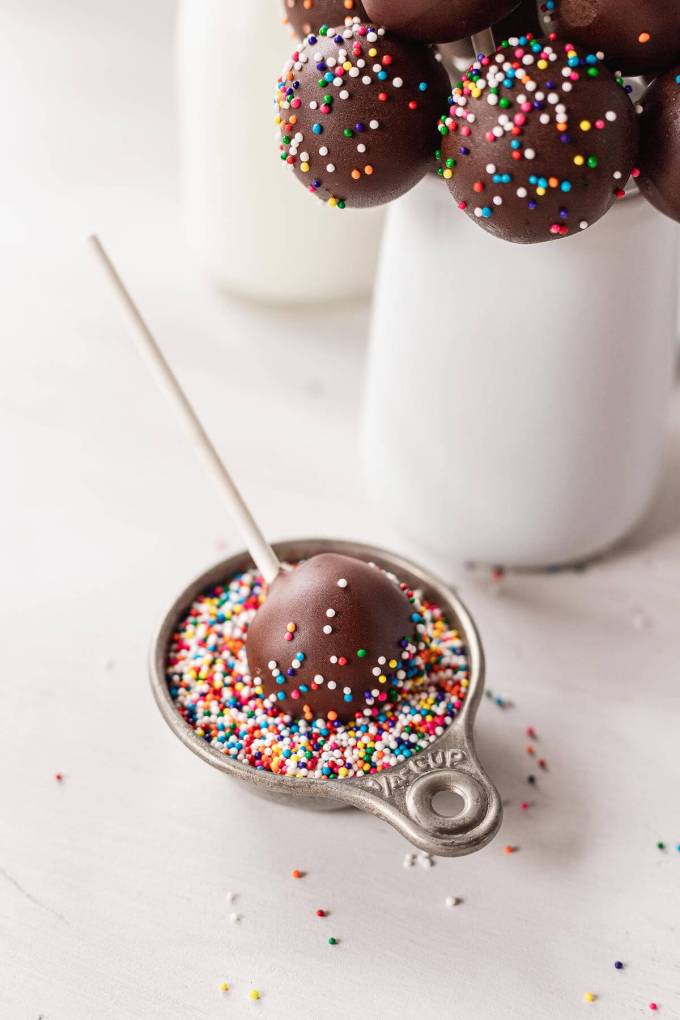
363 175 679 568
176 0 384 304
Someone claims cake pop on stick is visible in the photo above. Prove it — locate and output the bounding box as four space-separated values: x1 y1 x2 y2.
89 238 420 724
438 38 639 243
282 0 368 38
362 0 521 43
539 0 680 78
276 22 450 208
87 236 281 584
637 68 680 224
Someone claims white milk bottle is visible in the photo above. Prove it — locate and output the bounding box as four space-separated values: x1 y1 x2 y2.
363 175 679 567
176 0 384 303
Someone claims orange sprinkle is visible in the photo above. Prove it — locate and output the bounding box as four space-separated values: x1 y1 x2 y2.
504 845 517 855
638 31 651 44
292 869 304 879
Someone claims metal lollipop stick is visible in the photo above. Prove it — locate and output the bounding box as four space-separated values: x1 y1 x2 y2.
88 234 281 585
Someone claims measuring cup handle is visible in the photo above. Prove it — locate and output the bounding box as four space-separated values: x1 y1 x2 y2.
348 729 502 857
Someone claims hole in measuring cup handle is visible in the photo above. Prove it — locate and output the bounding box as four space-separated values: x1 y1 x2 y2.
405 769 489 835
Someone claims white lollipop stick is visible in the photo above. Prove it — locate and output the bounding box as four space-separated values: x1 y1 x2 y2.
88 234 281 584
471 28 496 56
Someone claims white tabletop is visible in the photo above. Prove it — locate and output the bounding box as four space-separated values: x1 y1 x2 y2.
2 4 680 1018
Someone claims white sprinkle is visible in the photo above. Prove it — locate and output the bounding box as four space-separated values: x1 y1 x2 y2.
323 624 333 634
326 608 336 618
369 119 379 129
337 578 348 588
314 674 325 684
330 655 338 664
230 912 242 923
445 896 461 908
393 76 403 88
327 680 337 690
267 660 277 670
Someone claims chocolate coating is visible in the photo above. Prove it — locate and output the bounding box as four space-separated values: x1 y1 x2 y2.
246 554 416 722
439 39 638 243
363 0 521 43
539 0 680 77
282 0 368 38
493 0 541 40
637 68 680 224
277 23 450 208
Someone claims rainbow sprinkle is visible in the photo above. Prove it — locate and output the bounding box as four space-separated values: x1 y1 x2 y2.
166 563 469 781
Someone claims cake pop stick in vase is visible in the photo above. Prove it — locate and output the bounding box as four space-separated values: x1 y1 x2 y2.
88 236 281 585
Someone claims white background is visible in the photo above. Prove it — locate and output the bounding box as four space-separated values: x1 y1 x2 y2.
1 3 680 1018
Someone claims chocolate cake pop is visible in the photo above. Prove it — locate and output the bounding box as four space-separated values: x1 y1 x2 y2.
539 1 680 78
276 22 450 207
282 0 368 38
246 553 419 722
362 0 521 43
438 39 639 243
637 68 680 224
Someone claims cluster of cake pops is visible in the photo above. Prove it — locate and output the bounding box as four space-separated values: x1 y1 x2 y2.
276 0 680 243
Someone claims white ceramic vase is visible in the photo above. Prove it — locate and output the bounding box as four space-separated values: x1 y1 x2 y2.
363 176 679 567
176 0 384 304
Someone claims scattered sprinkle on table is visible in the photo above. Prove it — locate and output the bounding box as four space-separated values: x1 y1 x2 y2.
316 908 327 918
520 801 530 811
445 896 461 908
230 912 242 923
583 992 596 1003
614 961 623 970
248 989 261 1002
657 842 666 851
504 845 517 855
527 775 536 785
54 772 63 782
292 869 304 879
328 937 339 946
226 891 237 903
649 1005 658 1012
526 726 537 739
219 982 230 993
403 853 416 869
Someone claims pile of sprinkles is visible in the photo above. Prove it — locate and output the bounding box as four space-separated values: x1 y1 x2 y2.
435 37 639 242
166 562 469 780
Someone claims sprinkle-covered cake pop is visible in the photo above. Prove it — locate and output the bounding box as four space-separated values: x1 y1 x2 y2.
637 68 680 224
276 22 450 207
246 554 418 722
438 38 639 243
167 561 470 779
362 0 522 43
282 0 368 38
539 1 680 78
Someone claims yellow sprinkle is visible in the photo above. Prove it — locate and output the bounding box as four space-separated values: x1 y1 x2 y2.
389 659 398 668
537 59 548 69
300 162 310 173
368 47 377 56
580 119 591 132
219 982 230 993
574 154 585 166
327 197 337 207
584 993 596 1003
249 989 261 1001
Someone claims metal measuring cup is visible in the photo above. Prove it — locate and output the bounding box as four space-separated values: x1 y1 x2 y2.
150 539 502 857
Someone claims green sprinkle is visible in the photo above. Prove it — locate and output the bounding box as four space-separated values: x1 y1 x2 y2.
357 649 367 658
328 937 338 946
